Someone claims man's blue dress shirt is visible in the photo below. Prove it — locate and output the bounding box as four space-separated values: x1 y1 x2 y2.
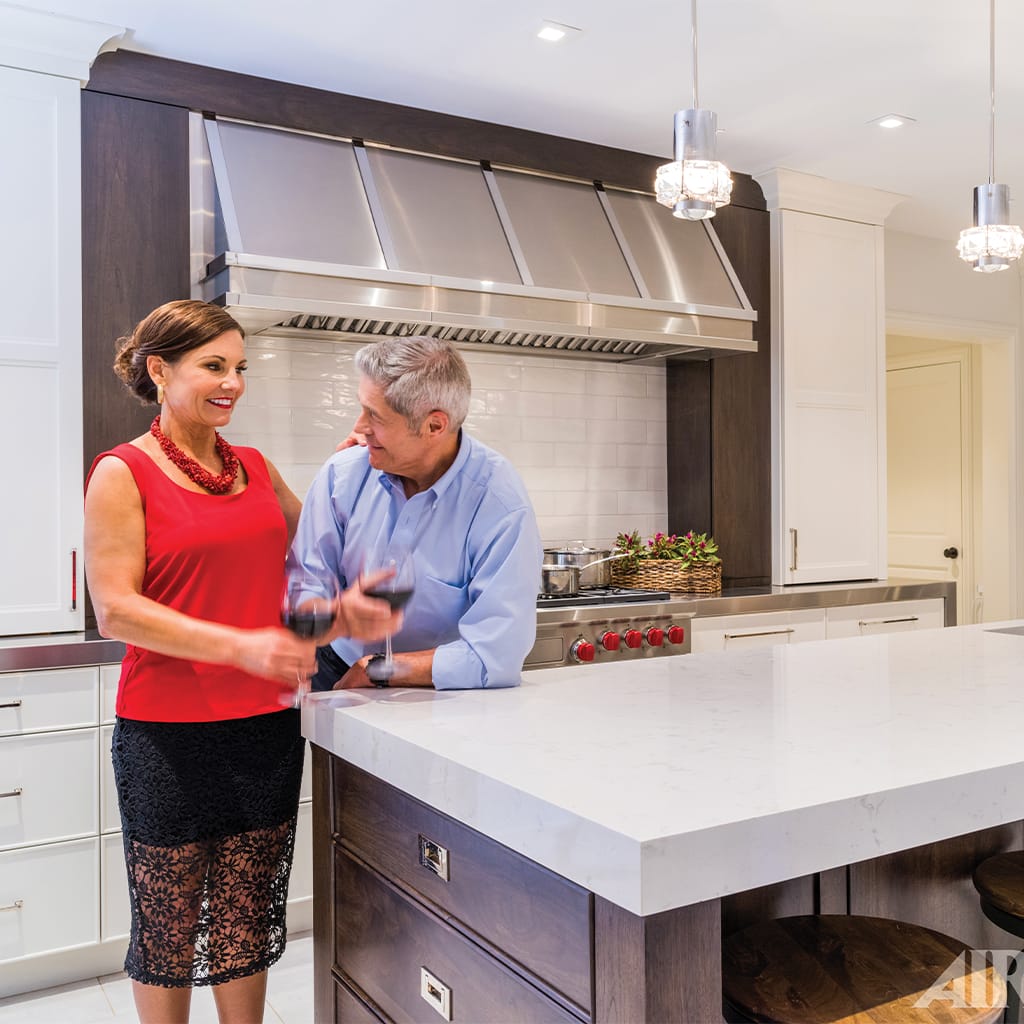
288 431 543 689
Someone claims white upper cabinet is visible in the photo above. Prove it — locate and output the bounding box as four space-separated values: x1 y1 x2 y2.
757 170 904 585
0 10 124 636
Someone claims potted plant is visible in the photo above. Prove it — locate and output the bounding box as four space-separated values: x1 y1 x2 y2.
611 529 723 593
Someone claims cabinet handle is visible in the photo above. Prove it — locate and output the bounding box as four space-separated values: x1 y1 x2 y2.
789 528 798 571
71 548 77 611
0 787 23 799
420 967 452 1021
0 699 22 709
724 628 795 641
858 616 919 628
0 900 23 913
418 834 450 882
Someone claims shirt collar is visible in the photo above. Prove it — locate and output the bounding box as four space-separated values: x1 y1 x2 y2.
376 430 470 500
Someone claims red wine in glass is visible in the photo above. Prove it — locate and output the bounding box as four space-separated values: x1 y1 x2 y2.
362 544 414 680
280 569 339 704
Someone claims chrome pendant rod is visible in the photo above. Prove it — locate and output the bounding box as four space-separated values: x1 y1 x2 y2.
691 0 699 109
988 0 995 184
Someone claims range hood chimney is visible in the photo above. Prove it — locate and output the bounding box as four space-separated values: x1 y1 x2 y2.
193 116 756 362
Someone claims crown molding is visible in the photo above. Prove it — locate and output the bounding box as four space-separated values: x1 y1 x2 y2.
754 167 906 225
0 3 125 85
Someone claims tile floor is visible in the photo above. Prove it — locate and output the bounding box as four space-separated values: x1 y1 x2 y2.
0 932 313 1024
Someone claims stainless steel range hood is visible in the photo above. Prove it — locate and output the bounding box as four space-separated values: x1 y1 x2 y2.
192 115 756 362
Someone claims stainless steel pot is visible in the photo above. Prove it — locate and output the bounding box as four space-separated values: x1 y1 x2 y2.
540 563 580 596
543 544 624 588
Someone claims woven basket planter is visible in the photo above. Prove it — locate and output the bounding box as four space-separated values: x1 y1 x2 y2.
610 559 723 594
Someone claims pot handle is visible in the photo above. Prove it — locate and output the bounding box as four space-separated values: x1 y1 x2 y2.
585 552 629 568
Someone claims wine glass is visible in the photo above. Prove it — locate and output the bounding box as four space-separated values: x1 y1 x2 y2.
361 543 415 683
280 568 339 703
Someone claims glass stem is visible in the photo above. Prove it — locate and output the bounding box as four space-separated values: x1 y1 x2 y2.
385 632 393 670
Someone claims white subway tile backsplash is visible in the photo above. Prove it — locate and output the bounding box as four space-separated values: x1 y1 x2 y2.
522 417 587 443
229 337 667 547
585 368 649 398
587 418 646 444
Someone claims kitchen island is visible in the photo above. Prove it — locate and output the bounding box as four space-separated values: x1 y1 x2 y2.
303 621 1024 1023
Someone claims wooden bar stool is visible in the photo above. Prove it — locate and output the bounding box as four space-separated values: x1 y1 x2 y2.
722 915 1005 1023
974 851 1024 1022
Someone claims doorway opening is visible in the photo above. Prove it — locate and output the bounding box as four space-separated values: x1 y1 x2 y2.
885 321 1014 625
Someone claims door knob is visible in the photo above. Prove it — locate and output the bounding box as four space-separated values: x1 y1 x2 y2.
943 547 959 559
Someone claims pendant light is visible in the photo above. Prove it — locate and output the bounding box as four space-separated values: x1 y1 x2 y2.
655 0 732 220
956 0 1023 272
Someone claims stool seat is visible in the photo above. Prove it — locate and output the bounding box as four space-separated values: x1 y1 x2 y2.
722 915 1005 1024
974 851 1024 932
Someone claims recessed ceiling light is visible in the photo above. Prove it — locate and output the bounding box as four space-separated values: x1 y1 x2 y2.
537 20 581 42
868 113 917 130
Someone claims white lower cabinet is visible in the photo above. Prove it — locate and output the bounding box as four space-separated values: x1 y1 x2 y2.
1 661 313 996
0 838 99 960
825 598 946 638
691 609 827 653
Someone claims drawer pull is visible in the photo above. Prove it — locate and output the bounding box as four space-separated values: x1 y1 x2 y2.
0 788 22 799
0 900 23 913
420 966 452 1021
859 616 919 628
724 628 795 641
418 834 450 881
0 700 22 709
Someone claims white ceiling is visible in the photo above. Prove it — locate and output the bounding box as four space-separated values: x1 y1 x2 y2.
16 0 1024 243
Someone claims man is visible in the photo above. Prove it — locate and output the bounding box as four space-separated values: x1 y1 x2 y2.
290 335 543 690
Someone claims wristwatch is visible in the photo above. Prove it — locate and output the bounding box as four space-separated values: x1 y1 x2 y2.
365 653 391 687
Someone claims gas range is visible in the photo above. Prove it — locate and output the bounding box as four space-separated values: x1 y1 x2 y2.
526 590 693 671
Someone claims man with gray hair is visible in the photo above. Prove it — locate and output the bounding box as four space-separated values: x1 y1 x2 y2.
289 335 543 690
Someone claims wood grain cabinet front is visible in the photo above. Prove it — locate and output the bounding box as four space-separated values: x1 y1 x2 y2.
332 763 592 1016
335 849 582 1024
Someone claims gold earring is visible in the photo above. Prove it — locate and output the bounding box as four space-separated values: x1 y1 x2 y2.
156 383 165 404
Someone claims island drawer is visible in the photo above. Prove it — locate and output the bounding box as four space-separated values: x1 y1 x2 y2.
335 977 386 1023
335 849 582 1024
333 762 592 1015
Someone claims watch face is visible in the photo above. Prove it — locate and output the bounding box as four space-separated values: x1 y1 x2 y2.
366 655 392 684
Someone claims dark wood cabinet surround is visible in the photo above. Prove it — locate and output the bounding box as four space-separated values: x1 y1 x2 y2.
81 51 772 627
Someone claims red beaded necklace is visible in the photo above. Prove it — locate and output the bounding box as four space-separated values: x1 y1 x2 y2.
150 416 240 495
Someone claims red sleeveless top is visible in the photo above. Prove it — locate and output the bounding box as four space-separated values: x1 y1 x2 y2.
87 443 290 722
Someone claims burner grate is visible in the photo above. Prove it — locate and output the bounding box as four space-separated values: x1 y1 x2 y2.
536 587 671 610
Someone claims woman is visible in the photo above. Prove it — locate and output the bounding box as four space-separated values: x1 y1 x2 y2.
84 300 398 1024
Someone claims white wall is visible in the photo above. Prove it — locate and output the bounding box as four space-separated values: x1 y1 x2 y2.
227 335 668 550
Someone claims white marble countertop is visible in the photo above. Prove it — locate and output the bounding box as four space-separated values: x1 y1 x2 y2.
302 621 1024 917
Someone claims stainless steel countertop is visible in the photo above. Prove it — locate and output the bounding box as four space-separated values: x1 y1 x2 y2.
0 578 956 673
0 631 125 672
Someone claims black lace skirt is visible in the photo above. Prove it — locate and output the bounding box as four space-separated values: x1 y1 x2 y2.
112 709 305 988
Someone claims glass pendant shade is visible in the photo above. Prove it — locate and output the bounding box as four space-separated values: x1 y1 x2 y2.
656 108 733 220
957 183 1024 272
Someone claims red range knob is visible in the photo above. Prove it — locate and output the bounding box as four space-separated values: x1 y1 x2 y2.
571 639 596 663
667 625 686 645
600 631 621 651
622 629 643 650
645 627 665 647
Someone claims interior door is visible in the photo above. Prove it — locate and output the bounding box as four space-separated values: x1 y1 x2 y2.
886 360 966 624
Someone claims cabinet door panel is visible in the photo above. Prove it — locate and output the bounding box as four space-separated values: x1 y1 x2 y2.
826 599 946 638
100 724 119 833
0 667 98 735
335 850 579 1024
0 67 83 635
0 730 98 848
288 801 312 905
0 838 99 959
100 665 120 725
690 609 826 653
101 832 130 941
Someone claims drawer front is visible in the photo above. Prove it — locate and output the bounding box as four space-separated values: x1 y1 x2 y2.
100 724 119 833
101 832 130 941
691 609 827 653
335 850 580 1024
288 801 313 905
333 763 591 1014
0 838 99 959
0 730 98 849
0 667 98 736
100 665 119 725
825 598 946 638
336 978 387 1024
